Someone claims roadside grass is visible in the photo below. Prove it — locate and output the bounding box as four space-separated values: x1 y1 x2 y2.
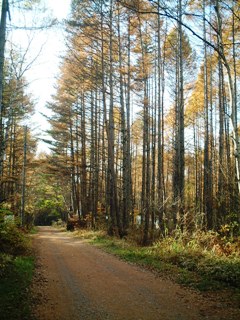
29 226 39 234
0 256 34 320
0 222 35 320
73 229 240 297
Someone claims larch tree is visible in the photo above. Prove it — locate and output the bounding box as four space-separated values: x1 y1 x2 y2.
45 0 240 239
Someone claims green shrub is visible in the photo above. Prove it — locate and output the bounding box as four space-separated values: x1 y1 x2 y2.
0 206 14 223
0 217 34 319
197 256 240 287
0 221 30 256
0 253 13 277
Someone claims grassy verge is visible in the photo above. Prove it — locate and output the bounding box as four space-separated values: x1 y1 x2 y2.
72 229 240 295
0 256 35 320
0 222 35 320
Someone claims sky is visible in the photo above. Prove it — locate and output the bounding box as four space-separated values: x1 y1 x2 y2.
9 0 72 153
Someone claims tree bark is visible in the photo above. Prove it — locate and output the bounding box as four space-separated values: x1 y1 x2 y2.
0 0 9 201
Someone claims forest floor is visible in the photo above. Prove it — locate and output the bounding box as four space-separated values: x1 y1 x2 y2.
31 226 240 320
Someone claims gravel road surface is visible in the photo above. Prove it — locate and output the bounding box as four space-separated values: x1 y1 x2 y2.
31 226 240 320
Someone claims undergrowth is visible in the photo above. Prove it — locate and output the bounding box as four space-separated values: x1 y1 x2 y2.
0 218 34 320
0 256 34 320
151 230 240 289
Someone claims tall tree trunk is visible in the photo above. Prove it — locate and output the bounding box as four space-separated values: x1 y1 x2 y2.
137 18 150 245
203 0 213 230
21 126 27 226
217 57 225 227
100 0 108 224
117 3 129 234
126 15 133 226
0 0 9 201
178 0 185 226
173 0 184 228
69 118 78 217
108 0 122 236
151 71 157 234
80 93 87 218
157 1 165 234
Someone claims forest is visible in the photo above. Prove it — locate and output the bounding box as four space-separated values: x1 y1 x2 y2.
1 0 240 242
1 1 240 318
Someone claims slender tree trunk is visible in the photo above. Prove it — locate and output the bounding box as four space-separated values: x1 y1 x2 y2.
108 0 122 236
178 0 184 226
100 0 109 224
117 4 128 234
126 15 133 226
172 0 184 229
203 0 213 230
75 110 81 218
230 0 238 214
0 0 9 201
151 71 157 234
70 120 76 216
137 18 150 245
80 93 87 218
90 88 95 226
157 1 165 234
21 126 27 226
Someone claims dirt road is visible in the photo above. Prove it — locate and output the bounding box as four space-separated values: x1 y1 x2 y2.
31 227 239 320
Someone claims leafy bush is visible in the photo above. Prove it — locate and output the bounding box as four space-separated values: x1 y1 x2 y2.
0 207 34 319
0 206 14 223
0 221 30 256
0 254 13 277
197 256 240 287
